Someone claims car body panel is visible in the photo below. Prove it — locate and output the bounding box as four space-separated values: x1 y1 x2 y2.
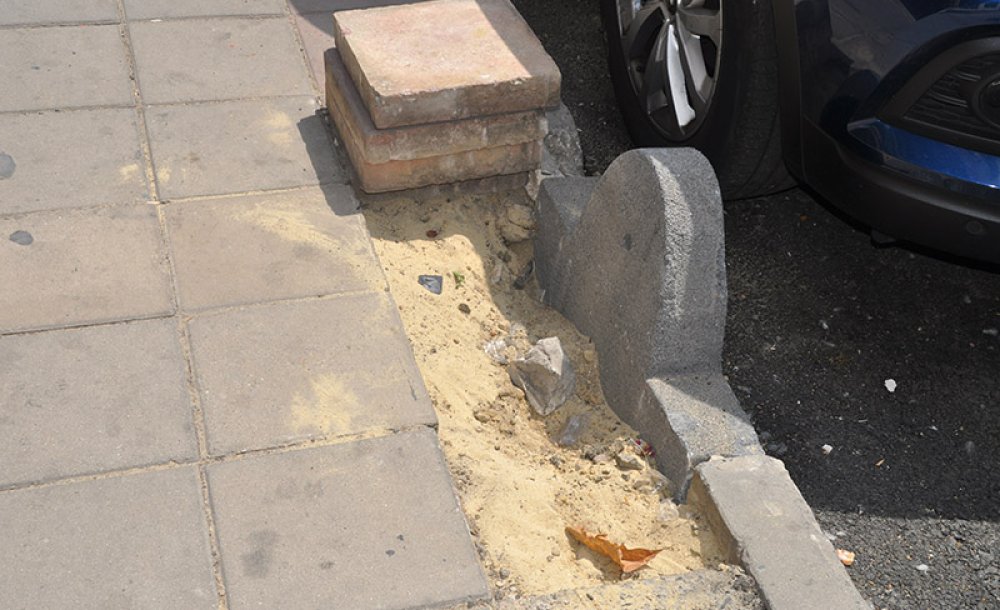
771 0 1000 262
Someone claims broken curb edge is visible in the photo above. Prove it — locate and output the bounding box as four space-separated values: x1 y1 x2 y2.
533 148 870 609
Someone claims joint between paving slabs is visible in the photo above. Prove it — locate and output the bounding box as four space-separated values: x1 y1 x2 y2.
114 0 160 204
280 0 326 99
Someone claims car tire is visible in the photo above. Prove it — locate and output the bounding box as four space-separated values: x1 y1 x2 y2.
600 0 795 199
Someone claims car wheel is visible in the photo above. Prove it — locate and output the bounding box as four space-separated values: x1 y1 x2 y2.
600 0 795 199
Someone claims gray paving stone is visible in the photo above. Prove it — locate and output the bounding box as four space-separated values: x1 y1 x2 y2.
0 25 132 112
0 0 118 26
164 187 384 311
0 319 198 487
146 97 345 199
292 9 336 89
187 294 436 455
0 206 174 333
206 428 488 610
289 0 427 13
130 17 312 104
0 108 147 214
124 0 285 19
0 467 217 609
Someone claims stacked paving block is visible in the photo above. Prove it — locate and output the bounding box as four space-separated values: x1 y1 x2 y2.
324 0 561 193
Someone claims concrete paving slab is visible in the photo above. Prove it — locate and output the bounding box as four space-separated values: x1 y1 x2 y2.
0 319 197 487
691 455 869 610
130 17 313 104
334 0 560 128
187 294 436 455
0 467 217 609
0 108 147 214
292 9 337 89
124 0 285 19
0 206 174 333
206 428 488 610
0 0 118 26
164 186 384 311
145 97 345 199
0 24 132 112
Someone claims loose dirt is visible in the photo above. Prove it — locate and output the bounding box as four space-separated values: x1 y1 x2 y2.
363 190 724 598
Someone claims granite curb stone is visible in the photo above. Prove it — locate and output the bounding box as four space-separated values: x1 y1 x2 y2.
691 455 871 610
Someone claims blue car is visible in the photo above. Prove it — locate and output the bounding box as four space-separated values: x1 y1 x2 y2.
600 0 1000 263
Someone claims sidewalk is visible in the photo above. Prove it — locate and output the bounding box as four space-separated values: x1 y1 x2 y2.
0 2 487 608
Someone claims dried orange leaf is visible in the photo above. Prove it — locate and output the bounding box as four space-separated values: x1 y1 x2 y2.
836 548 856 567
566 525 662 573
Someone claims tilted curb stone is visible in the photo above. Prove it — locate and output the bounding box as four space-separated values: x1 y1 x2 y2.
533 148 868 607
534 149 760 498
690 456 871 610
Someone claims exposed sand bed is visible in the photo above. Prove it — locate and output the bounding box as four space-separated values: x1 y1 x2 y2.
363 191 723 597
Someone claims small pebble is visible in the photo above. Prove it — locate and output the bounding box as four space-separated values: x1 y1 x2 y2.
458 303 471 314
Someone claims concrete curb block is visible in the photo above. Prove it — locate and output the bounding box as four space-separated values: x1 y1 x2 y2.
532 149 869 608
690 456 870 610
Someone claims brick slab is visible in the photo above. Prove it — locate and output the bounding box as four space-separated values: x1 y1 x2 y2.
164 187 385 311
124 0 285 19
130 17 312 104
0 24 132 112
145 97 345 199
325 48 544 163
0 206 174 333
328 77 540 193
0 108 147 214
187 294 436 455
0 319 197 487
334 0 560 129
0 468 216 609
0 0 118 26
206 428 488 609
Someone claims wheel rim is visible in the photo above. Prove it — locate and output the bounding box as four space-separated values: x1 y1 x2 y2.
615 0 722 141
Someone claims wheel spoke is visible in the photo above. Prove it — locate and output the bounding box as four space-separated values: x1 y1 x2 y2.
677 4 721 48
674 18 711 112
640 21 671 115
665 23 696 128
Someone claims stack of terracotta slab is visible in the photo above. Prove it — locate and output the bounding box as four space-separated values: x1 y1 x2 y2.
324 0 561 194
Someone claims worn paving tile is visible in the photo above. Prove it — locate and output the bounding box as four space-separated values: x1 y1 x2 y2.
0 467 217 609
0 25 132 112
124 0 285 19
292 10 336 89
206 428 488 609
187 294 436 455
130 17 312 104
146 97 345 199
0 206 174 333
0 0 118 26
0 108 147 215
0 319 198 487
165 186 383 311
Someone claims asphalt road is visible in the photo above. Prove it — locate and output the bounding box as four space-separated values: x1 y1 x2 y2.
514 1 1000 608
